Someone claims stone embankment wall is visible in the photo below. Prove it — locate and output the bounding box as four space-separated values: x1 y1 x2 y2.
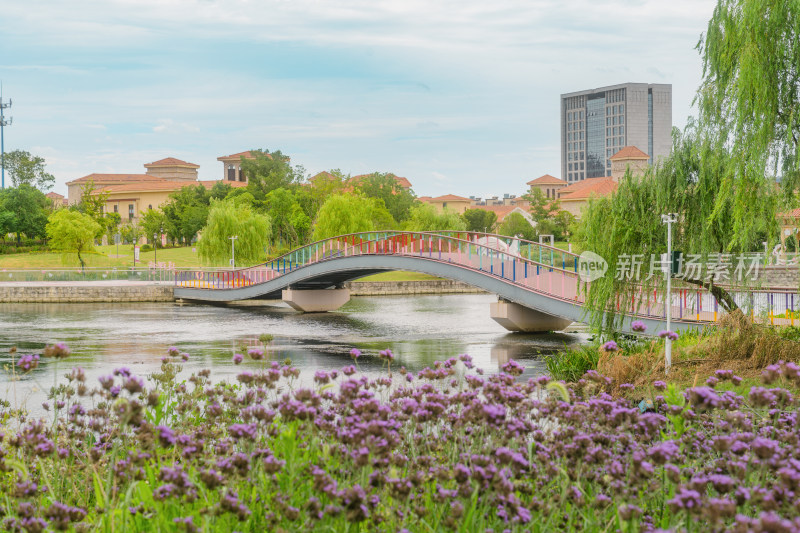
345 280 485 296
0 280 484 303
0 284 174 303
753 266 800 289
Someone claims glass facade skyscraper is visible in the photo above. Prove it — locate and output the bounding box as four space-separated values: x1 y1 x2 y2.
560 83 672 183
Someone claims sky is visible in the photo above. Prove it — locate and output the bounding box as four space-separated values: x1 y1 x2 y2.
1 0 718 198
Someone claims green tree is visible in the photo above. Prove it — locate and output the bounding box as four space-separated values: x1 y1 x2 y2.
462 209 498 233
577 125 777 331
105 212 122 240
697 0 800 193
140 209 168 247
0 184 50 242
46 210 101 271
209 181 233 201
404 204 466 232
552 210 576 241
303 170 348 220
497 212 536 241
162 185 211 244
264 188 311 246
523 189 563 238
313 194 385 241
198 199 271 267
353 173 417 223
241 150 303 199
2 150 55 190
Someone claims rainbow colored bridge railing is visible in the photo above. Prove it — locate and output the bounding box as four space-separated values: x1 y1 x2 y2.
175 231 800 327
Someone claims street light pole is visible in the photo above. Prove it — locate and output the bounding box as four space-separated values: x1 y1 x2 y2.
661 213 678 373
154 232 157 265
229 236 238 268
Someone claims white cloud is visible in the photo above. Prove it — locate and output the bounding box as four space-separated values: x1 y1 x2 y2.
3 0 719 196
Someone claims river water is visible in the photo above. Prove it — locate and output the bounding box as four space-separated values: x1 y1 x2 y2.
0 294 589 410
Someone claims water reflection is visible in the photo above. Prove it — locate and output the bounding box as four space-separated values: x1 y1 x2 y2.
0 294 588 409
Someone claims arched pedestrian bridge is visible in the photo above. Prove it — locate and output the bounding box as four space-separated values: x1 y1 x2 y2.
174 231 790 334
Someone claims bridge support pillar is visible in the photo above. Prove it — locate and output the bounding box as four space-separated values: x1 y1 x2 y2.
282 288 350 313
489 300 572 332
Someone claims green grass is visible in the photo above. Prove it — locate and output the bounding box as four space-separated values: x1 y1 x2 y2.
0 245 231 270
0 247 446 282
352 271 442 282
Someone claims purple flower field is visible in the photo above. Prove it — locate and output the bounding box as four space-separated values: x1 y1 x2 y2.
2 345 800 531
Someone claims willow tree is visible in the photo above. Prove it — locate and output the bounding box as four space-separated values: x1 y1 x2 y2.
198 199 271 267
577 124 778 331
46 210 101 272
697 0 800 191
404 204 466 232
312 194 395 241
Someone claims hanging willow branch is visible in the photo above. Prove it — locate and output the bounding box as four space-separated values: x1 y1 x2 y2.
576 123 778 332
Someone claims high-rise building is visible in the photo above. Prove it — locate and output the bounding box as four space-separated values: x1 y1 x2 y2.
560 83 672 183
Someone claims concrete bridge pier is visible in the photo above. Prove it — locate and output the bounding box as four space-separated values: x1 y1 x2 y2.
282 288 350 313
489 299 572 333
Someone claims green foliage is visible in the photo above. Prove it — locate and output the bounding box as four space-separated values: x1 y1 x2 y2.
241 150 304 199
139 209 168 247
353 173 417 223
497 212 536 240
313 193 395 241
198 199 271 266
523 188 574 240
577 124 778 331
304 170 348 218
0 184 50 241
264 188 311 246
545 343 601 381
1 149 55 190
462 209 497 232
404 203 466 232
162 185 211 244
45 209 102 270
119 223 141 245
697 0 800 188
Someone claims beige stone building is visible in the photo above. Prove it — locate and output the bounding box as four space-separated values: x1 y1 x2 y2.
143 157 200 181
610 146 650 180
421 194 473 215
557 177 618 220
526 174 568 199
216 151 258 183
64 156 246 223
467 205 534 225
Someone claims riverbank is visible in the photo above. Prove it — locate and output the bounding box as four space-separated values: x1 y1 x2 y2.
0 279 484 303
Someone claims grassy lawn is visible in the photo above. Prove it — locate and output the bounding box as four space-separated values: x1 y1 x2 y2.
0 245 219 270
0 246 443 281
352 271 441 282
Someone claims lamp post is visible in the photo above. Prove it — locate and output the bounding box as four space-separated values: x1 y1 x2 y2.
661 213 678 373
229 235 238 268
153 232 157 265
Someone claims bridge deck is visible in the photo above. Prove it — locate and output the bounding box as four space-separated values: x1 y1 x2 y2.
174 231 797 334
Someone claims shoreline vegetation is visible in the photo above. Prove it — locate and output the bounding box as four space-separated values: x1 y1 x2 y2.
2 335 800 531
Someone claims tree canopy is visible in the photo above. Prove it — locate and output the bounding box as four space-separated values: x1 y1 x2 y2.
577 125 778 331
353 173 417 223
404 204 466 232
46 210 101 271
198 200 271 267
241 150 304 199
265 188 311 246
313 194 392 241
462 209 498 233
497 212 536 241
697 0 800 189
0 184 50 242
1 150 55 190
162 185 211 244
